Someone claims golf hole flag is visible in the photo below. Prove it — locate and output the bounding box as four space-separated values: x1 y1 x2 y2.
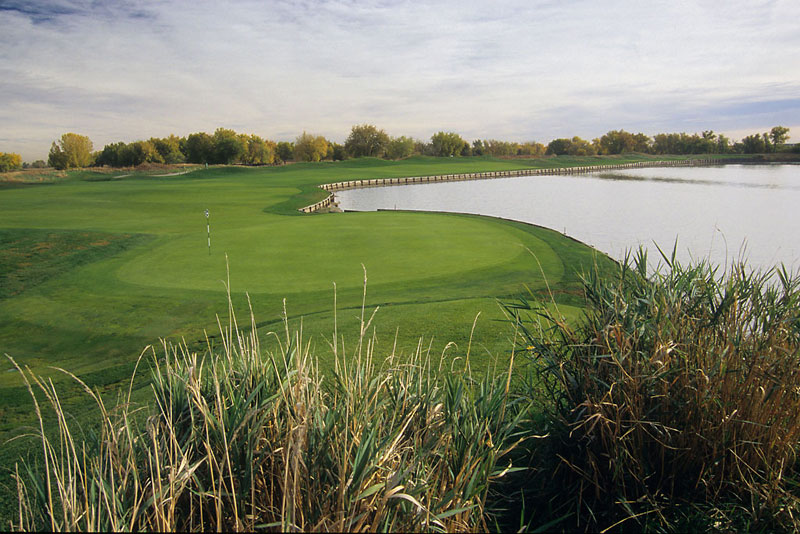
205 209 211 255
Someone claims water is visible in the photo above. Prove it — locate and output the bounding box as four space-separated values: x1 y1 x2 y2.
336 164 800 272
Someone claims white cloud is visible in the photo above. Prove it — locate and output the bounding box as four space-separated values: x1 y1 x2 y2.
1 0 799 160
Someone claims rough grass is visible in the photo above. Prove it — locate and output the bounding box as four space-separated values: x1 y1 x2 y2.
0 229 149 300
506 250 800 532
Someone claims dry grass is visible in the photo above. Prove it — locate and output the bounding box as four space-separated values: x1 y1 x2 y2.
9 274 525 532
507 249 800 531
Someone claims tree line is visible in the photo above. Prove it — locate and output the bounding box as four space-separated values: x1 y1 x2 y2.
0 124 794 172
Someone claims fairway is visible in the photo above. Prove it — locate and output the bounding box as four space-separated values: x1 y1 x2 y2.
0 156 623 523
0 157 615 387
0 157 616 522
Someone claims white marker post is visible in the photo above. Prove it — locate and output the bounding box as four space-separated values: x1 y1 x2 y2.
205 209 211 255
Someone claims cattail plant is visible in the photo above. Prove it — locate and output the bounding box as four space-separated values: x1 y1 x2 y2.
507 248 800 532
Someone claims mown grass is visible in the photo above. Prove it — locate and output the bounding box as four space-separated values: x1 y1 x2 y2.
0 156 623 522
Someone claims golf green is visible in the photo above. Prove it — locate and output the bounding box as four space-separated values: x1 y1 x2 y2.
117 212 558 293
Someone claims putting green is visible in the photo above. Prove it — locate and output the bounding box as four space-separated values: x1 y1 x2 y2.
116 211 561 293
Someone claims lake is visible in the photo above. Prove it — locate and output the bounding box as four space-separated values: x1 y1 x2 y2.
336 164 800 272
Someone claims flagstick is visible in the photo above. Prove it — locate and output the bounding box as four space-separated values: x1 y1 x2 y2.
205 209 211 256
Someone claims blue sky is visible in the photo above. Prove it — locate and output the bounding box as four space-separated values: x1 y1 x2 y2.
1 0 799 161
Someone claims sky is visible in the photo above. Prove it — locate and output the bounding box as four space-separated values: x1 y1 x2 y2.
1 0 799 161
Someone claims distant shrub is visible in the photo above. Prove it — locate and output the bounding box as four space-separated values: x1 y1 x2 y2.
0 152 22 172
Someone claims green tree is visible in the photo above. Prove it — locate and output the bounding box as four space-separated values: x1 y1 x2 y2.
151 135 185 164
632 133 652 153
567 136 596 156
716 133 731 154
483 139 516 157
741 134 766 153
430 131 466 157
330 142 347 161
597 130 636 155
383 136 414 160
130 140 162 165
770 126 790 146
241 135 276 165
652 133 679 154
96 142 126 167
293 132 329 162
48 143 68 169
0 152 22 172
276 141 294 163
213 128 246 164
516 141 546 157
344 124 390 158
48 133 93 169
184 132 215 163
545 138 572 155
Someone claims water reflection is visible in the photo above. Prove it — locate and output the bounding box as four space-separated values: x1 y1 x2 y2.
336 164 800 272
594 169 798 191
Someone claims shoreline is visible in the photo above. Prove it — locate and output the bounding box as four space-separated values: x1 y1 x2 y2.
298 157 750 213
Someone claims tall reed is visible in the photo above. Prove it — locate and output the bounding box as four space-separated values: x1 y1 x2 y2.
9 279 524 531
507 249 800 531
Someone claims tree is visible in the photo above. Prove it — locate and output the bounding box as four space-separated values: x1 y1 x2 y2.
293 132 329 162
632 133 652 153
385 136 415 160
96 142 126 167
516 141 546 157
184 132 215 163
330 142 347 161
241 135 277 165
483 139 516 157
741 134 766 153
128 140 162 165
716 134 731 154
770 126 790 147
0 152 22 172
48 143 68 169
345 124 389 158
151 135 185 164
430 131 466 157
545 138 572 156
213 128 246 164
48 133 93 169
597 130 636 155
276 141 294 163
568 136 596 156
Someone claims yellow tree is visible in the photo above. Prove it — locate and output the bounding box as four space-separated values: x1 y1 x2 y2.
48 133 93 169
0 152 23 172
294 132 329 162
